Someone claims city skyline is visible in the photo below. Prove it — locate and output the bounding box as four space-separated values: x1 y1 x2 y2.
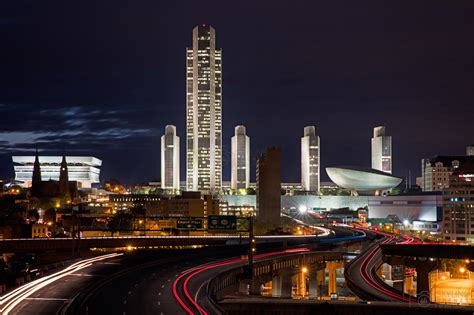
0 2 473 184
1 2 474 312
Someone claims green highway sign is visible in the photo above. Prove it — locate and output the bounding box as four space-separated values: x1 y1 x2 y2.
176 218 203 230
208 215 237 231
237 218 250 231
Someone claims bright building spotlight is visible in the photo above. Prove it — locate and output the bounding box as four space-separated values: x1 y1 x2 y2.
298 205 307 214
403 219 410 227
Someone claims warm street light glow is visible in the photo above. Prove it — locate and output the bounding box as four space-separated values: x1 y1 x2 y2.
302 267 308 273
460 267 466 273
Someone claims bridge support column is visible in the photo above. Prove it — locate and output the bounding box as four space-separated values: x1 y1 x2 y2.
272 270 292 298
327 261 343 296
411 259 438 300
404 273 415 296
249 278 262 295
309 262 326 299
296 269 306 297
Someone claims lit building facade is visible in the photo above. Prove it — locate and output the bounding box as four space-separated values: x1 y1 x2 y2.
371 126 392 174
420 156 468 192
186 24 222 192
231 125 250 190
442 158 474 242
301 126 320 193
467 145 474 156
12 156 101 188
161 125 180 190
109 192 219 218
368 193 442 224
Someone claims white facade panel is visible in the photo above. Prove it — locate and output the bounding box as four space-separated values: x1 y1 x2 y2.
12 156 102 188
371 126 392 174
231 125 250 190
161 125 180 190
301 126 320 193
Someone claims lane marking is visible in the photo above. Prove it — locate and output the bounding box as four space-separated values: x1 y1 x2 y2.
24 297 69 301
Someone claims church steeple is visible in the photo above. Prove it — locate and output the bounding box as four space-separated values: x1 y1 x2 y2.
31 149 42 197
59 154 69 197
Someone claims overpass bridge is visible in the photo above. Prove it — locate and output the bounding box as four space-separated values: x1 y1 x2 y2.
381 243 474 259
0 233 366 253
381 242 474 301
208 250 348 302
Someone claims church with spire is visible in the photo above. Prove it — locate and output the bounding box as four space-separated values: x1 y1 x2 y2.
29 150 77 203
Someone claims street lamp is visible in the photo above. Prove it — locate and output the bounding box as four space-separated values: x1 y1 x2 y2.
298 205 307 214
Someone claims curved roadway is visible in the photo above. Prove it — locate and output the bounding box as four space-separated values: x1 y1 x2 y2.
1 227 365 315
345 228 417 302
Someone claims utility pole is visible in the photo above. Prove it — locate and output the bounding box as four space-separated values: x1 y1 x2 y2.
248 217 255 274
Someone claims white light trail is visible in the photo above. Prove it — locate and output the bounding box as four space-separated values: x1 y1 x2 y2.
0 253 123 314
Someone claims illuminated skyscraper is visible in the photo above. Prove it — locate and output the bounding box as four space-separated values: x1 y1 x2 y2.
161 125 180 190
231 125 250 190
371 126 392 174
301 126 320 193
186 24 222 192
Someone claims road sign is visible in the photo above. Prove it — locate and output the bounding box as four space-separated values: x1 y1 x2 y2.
176 219 203 230
208 215 237 231
158 219 176 229
237 218 250 231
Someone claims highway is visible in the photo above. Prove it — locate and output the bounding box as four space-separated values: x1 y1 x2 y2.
345 228 416 302
0 253 124 315
0 228 365 314
66 228 363 314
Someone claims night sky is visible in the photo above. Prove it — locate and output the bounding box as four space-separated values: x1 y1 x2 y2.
0 1 473 184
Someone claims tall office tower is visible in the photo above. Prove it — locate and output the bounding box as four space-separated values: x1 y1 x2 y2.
301 126 320 193
59 155 69 197
161 125 180 190
371 126 392 174
186 24 222 193
467 145 474 156
256 146 281 227
231 125 250 190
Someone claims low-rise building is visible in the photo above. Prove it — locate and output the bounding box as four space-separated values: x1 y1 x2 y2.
219 202 255 217
368 193 443 232
420 156 470 192
12 156 102 189
109 192 219 218
32 223 50 238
